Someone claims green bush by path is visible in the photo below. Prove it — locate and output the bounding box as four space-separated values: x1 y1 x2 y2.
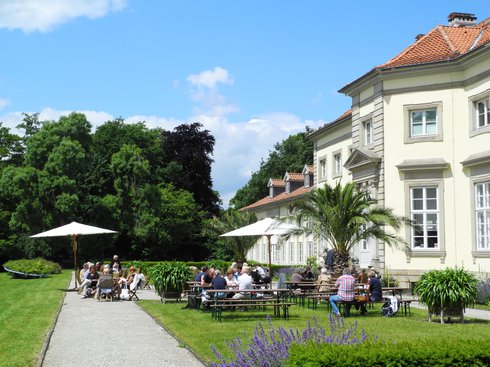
3 258 62 275
285 338 490 367
0 271 71 367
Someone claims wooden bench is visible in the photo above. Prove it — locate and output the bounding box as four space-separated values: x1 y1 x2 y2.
209 298 295 321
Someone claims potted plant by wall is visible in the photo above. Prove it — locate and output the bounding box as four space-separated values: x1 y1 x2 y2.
149 262 192 303
414 267 478 324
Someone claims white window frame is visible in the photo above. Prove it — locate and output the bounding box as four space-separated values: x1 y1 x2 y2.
332 150 342 178
475 182 490 250
410 186 440 250
403 102 443 143
363 119 373 145
308 241 314 257
476 98 490 129
410 109 437 137
298 242 303 263
289 242 294 263
319 158 327 180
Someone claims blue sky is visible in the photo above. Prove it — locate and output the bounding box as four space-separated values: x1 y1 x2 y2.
0 1 488 206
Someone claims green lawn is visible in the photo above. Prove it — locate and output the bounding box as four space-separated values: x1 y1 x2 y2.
139 299 490 365
0 271 71 367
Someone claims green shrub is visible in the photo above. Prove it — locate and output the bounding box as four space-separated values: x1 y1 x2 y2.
3 258 62 275
286 338 490 367
149 262 192 295
414 267 478 311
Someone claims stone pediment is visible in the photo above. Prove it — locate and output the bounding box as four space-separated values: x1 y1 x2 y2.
344 148 381 171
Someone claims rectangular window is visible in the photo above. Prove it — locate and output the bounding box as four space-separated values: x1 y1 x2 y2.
334 154 342 175
320 159 326 179
282 243 286 262
298 242 303 263
289 242 294 263
308 241 314 257
476 99 490 129
475 182 490 250
410 109 437 136
410 187 439 249
364 120 373 145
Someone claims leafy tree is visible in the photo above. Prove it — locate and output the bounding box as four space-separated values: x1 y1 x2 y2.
287 182 410 271
162 122 220 216
203 209 258 262
230 130 313 209
0 122 23 168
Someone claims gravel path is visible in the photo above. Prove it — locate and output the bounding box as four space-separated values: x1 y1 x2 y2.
42 274 203 367
412 301 490 320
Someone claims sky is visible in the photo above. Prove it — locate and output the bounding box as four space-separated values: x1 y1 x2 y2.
0 0 489 207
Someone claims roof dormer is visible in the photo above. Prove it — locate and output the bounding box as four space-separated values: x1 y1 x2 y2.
284 172 305 194
302 164 314 188
268 178 285 198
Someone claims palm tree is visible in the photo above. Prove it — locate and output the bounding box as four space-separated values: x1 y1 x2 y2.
286 182 410 272
203 208 259 262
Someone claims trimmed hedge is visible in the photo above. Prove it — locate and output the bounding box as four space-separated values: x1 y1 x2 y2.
285 338 490 367
3 258 62 275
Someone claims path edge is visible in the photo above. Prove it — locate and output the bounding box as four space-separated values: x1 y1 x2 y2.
37 271 72 367
136 301 207 366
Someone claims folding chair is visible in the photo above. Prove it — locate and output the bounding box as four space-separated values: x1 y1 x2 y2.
97 276 115 302
129 274 141 301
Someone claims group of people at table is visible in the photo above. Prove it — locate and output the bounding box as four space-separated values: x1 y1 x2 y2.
77 255 138 299
194 262 382 316
194 262 270 306
291 265 382 316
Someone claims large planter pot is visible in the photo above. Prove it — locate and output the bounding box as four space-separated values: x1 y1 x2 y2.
160 288 184 304
428 304 464 324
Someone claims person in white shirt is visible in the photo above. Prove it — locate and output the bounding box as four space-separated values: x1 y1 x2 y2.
232 267 253 299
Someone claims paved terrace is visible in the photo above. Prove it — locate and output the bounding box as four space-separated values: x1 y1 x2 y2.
42 275 203 367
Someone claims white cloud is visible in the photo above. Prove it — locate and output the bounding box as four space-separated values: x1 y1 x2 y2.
187 67 233 89
0 98 10 110
0 0 126 32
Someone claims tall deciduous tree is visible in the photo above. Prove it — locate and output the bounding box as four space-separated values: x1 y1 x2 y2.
162 122 220 216
287 182 410 271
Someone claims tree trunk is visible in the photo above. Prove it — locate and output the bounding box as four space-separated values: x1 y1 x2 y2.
335 250 350 274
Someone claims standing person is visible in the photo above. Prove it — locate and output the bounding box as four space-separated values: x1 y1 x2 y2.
325 248 336 273
111 255 121 271
359 270 383 315
329 268 356 317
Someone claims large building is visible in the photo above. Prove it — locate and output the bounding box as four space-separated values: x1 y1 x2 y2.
243 13 490 279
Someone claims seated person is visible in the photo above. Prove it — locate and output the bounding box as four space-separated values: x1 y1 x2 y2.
359 270 383 315
302 266 314 280
207 270 227 303
225 269 236 287
96 267 115 299
77 262 90 294
111 262 122 274
201 268 215 286
232 267 253 299
329 268 356 317
194 266 208 282
317 267 331 293
291 269 305 287
83 265 100 298
118 266 137 288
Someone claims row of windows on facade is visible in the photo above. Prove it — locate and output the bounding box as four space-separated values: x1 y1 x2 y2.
253 181 490 261
410 182 490 251
318 99 490 181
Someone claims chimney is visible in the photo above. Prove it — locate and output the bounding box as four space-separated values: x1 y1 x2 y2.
448 12 477 27
415 34 425 41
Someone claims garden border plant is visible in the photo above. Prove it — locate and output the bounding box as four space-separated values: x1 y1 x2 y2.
149 261 192 303
3 258 62 278
414 267 478 323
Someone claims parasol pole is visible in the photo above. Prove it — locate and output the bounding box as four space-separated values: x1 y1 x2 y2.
72 234 78 289
266 234 273 289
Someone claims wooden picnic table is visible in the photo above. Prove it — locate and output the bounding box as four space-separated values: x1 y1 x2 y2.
205 289 293 321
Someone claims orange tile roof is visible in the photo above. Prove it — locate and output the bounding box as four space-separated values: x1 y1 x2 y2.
378 18 490 69
240 186 312 211
285 172 304 181
269 179 285 187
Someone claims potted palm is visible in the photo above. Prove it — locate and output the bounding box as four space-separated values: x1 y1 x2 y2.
149 262 192 303
414 267 478 323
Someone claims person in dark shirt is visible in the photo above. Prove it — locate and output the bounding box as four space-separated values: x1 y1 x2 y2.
194 266 208 282
360 270 383 315
83 265 100 298
201 268 215 285
302 266 314 280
